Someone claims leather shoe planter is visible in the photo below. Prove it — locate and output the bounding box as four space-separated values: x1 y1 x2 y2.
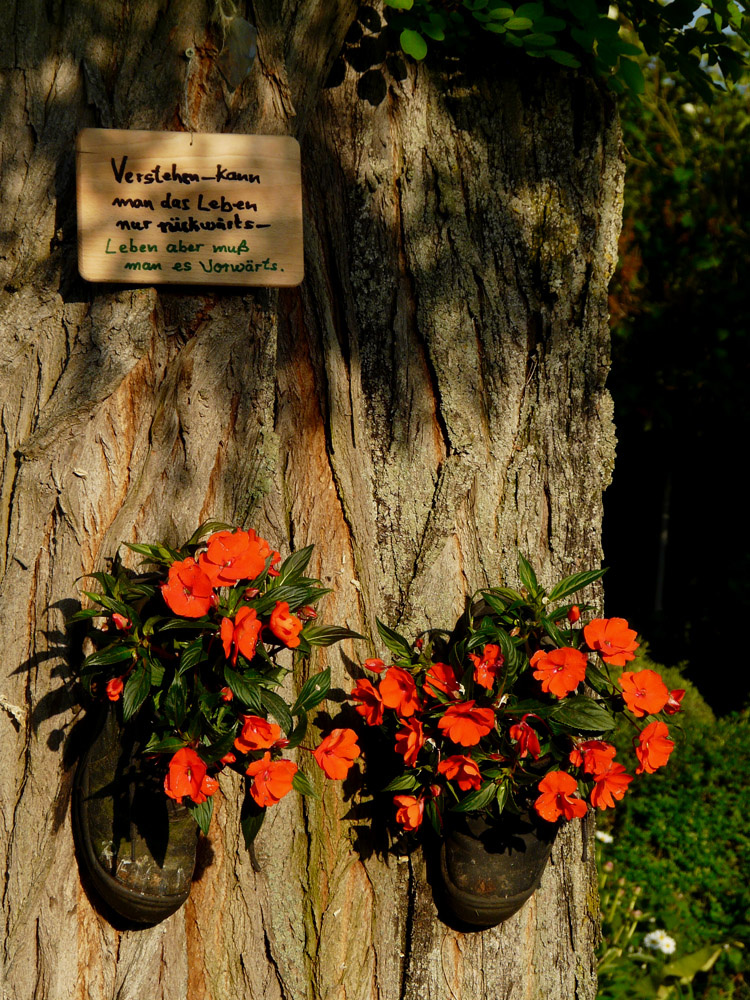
439 812 557 928
73 707 199 924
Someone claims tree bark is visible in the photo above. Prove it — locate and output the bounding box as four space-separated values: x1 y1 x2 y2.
0 2 621 999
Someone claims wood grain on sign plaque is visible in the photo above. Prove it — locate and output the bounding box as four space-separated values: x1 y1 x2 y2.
76 128 303 287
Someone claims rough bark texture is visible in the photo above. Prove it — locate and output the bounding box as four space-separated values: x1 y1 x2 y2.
0 2 622 998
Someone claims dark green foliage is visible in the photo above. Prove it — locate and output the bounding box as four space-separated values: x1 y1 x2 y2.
382 0 750 96
600 703 750 997
604 68 750 711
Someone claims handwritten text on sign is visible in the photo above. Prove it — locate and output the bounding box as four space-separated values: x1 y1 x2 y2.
76 129 303 287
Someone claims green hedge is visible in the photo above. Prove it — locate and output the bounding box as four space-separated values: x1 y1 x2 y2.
598 656 749 997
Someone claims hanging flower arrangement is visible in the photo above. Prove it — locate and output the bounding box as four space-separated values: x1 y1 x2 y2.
71 522 362 846
346 555 683 835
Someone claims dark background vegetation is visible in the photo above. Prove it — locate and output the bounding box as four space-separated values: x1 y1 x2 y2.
602 62 750 716
597 55 750 1000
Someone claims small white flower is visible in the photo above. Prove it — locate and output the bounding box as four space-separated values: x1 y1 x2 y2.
541 596 549 605
595 830 614 844
643 930 677 955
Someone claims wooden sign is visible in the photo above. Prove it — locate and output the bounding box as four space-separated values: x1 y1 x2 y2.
76 128 303 287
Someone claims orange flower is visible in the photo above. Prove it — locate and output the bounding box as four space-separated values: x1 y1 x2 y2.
534 771 587 822
394 794 424 831
234 714 282 754
246 752 297 807
584 618 639 666
105 677 124 702
163 747 208 803
635 721 674 775
313 728 360 780
664 689 685 715
379 667 421 718
509 716 541 759
269 601 303 649
619 669 669 718
437 754 482 791
192 773 220 805
530 646 588 699
351 678 384 726
569 739 617 776
394 718 425 766
590 762 633 810
161 557 215 618
221 606 262 665
423 661 460 699
198 528 274 587
220 686 234 702
363 657 386 673
437 701 495 747
469 644 504 690
112 613 131 631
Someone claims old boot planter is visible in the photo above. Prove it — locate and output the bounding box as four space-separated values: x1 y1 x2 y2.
69 523 363 926
439 812 557 928
73 707 199 924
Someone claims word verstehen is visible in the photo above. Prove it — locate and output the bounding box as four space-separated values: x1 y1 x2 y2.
110 156 261 185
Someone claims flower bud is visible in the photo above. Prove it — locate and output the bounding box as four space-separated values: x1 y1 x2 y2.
568 605 581 624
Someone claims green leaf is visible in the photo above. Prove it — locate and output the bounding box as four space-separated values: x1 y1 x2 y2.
223 665 264 713
183 519 233 548
523 32 557 47
178 638 205 676
201 729 238 764
618 57 645 95
123 541 175 564
450 782 499 813
81 591 132 618
400 28 428 59
496 780 509 815
517 553 539 595
187 795 214 835
515 2 544 17
260 688 293 734
384 0 414 7
585 662 613 696
376 619 413 662
290 667 331 716
285 713 308 750
67 607 103 623
662 945 723 980
302 625 365 647
164 676 187 727
421 20 446 40
252 584 315 616
548 48 581 67
240 798 265 848
504 16 534 30
382 773 421 793
144 735 188 754
160 617 212 631
122 660 151 721
274 545 314 587
541 616 566 647
548 568 606 602
82 644 136 668
292 769 320 798
548 694 615 734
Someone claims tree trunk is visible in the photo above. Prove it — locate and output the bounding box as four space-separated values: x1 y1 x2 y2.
0 2 621 999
